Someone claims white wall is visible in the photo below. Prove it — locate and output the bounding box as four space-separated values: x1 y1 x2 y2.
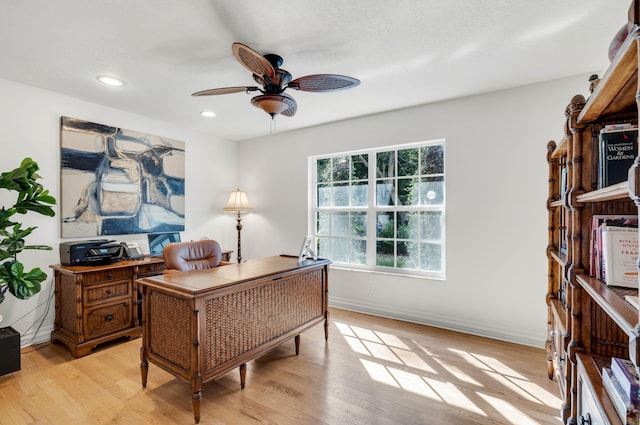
0 78 238 347
0 73 593 349
237 74 593 347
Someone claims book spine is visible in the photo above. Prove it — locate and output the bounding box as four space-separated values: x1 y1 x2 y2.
603 367 640 425
598 128 638 188
612 357 640 402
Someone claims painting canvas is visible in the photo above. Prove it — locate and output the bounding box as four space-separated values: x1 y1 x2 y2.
60 116 185 238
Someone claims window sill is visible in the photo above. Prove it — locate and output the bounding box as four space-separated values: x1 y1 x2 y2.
330 264 446 281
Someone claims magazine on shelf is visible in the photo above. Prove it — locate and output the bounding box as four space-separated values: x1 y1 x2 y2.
611 357 640 403
603 367 640 425
589 215 637 278
601 225 639 288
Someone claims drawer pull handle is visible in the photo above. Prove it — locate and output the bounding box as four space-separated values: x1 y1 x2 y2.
579 413 591 425
106 273 113 278
106 289 113 295
105 314 114 322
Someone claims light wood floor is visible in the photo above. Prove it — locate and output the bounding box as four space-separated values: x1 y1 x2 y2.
0 308 562 425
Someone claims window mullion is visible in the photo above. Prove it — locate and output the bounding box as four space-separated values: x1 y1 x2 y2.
367 154 377 266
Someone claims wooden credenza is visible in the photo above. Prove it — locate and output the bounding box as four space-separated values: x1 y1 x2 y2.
137 255 330 424
50 257 166 357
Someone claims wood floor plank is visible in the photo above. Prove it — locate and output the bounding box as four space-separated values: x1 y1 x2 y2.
0 308 562 425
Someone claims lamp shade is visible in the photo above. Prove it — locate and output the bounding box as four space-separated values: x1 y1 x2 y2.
223 190 253 213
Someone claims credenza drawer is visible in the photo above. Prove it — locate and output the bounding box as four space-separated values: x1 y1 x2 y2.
83 268 131 284
137 262 165 277
84 301 132 339
84 280 130 305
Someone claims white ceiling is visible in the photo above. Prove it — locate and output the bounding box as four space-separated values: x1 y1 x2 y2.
0 0 631 141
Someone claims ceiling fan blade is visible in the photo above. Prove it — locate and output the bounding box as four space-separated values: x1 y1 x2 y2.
288 74 360 92
191 86 259 96
232 42 276 80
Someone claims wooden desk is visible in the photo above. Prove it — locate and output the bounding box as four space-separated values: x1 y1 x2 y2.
137 255 330 423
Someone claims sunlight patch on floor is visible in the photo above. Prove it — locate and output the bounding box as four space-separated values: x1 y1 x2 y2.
471 352 529 380
431 356 484 387
335 320 561 424
360 358 440 399
425 377 487 416
483 369 556 406
391 346 436 373
476 392 557 425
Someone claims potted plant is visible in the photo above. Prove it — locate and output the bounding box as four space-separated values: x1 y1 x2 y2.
0 158 56 303
0 158 56 376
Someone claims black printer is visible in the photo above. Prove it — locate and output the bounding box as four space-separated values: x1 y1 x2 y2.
59 239 123 266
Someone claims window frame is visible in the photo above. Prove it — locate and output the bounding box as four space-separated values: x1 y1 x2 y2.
309 139 446 279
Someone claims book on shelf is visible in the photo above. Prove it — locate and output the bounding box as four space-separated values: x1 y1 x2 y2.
589 215 637 278
598 124 638 189
560 166 567 201
612 357 640 403
602 367 640 424
601 225 639 288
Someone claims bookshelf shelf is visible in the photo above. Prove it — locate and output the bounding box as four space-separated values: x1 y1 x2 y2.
550 299 568 336
551 135 568 159
576 353 624 425
576 182 629 203
578 27 639 124
546 3 640 423
576 275 637 336
549 248 567 267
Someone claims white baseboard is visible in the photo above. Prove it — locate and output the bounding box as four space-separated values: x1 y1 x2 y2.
19 300 545 349
328 296 546 348
18 323 54 349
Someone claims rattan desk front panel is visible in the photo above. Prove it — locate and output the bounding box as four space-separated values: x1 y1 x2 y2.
137 255 330 424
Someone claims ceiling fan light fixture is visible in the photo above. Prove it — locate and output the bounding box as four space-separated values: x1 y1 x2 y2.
251 94 290 118
96 75 125 87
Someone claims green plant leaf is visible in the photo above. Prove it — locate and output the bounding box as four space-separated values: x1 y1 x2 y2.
0 158 57 302
0 261 45 300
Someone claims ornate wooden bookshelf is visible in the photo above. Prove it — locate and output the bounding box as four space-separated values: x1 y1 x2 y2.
546 2 640 423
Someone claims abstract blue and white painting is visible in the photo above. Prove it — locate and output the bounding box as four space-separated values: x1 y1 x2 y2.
60 116 185 237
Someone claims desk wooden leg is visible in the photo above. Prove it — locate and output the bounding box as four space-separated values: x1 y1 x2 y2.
295 335 300 355
239 363 247 389
324 310 330 341
191 375 202 424
140 347 148 388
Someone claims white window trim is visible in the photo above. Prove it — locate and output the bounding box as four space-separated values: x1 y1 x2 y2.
308 139 446 279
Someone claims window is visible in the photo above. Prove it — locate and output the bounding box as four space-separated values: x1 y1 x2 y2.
311 140 445 278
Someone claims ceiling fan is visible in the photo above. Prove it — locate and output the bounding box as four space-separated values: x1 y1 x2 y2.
192 42 360 118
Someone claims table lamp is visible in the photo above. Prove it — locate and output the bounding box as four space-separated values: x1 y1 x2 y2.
223 189 253 263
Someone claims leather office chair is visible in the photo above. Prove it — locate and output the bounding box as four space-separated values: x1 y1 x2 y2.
163 239 227 271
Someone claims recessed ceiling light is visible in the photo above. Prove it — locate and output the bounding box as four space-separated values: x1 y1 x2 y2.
96 75 125 87
200 111 216 118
